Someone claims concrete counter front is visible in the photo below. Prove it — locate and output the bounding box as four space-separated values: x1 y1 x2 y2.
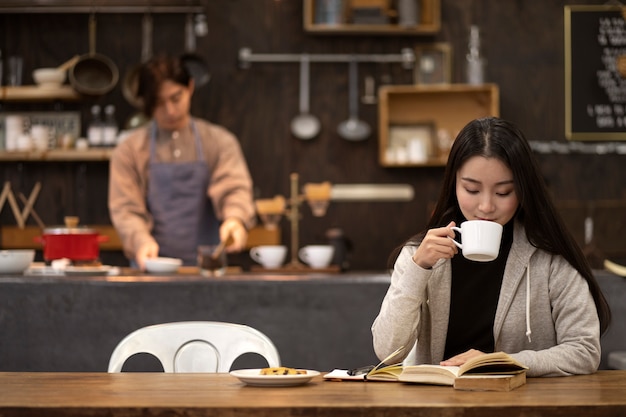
0 270 624 372
0 272 390 372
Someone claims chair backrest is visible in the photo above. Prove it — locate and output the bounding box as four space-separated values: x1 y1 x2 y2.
108 321 281 373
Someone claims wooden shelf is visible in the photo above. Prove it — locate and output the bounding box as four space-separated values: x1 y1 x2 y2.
304 22 440 35
378 84 500 167
0 148 113 161
1 85 80 101
303 0 440 35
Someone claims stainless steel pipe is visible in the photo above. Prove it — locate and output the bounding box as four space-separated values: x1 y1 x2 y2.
239 47 415 69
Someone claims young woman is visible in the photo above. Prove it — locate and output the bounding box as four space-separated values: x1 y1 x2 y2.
371 117 611 377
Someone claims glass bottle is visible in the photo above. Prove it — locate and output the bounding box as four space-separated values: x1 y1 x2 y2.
397 0 419 27
102 105 119 147
466 25 485 85
87 105 103 147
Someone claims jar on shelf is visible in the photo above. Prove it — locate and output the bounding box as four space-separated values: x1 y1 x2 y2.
466 25 486 85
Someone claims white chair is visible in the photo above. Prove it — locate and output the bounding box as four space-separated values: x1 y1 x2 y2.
107 321 281 373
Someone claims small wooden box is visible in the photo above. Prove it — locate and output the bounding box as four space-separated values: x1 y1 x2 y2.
378 84 500 167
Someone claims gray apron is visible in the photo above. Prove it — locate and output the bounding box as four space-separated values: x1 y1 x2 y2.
147 120 219 265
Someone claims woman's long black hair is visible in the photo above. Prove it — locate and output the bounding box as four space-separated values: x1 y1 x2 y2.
394 117 611 334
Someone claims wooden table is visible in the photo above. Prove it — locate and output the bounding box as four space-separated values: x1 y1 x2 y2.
1 371 626 416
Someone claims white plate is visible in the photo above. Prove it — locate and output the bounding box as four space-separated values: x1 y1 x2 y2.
230 369 320 387
144 257 182 273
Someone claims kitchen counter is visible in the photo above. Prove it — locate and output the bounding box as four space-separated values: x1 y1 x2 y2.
0 270 624 372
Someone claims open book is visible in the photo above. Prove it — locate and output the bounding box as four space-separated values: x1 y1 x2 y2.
324 350 528 391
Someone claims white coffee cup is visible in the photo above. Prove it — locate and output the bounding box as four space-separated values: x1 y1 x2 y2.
451 220 503 262
298 245 334 269
249 245 287 269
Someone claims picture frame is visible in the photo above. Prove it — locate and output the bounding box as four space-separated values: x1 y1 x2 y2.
414 43 452 85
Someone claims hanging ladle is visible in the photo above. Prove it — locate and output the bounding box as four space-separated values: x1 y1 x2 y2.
337 58 371 141
290 54 321 140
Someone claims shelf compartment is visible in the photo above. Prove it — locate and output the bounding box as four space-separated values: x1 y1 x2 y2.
378 84 500 167
303 0 440 35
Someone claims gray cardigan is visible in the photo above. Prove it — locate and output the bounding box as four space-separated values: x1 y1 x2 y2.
371 223 601 377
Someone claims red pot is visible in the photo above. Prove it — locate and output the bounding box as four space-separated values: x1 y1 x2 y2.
34 226 109 262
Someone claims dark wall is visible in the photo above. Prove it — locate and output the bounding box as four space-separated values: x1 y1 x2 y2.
1 0 625 270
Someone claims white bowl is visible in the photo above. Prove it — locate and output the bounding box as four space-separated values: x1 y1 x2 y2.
32 68 66 89
0 250 35 274
144 257 182 274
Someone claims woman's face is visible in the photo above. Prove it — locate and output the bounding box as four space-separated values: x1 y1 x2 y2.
455 156 519 226
153 79 194 131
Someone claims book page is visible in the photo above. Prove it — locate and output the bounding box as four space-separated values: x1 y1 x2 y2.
366 364 404 381
397 364 460 385
459 352 528 376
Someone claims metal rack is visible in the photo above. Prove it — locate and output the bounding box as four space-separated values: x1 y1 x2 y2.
0 6 203 13
238 47 415 69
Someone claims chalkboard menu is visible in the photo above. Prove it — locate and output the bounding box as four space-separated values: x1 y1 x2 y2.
565 5 626 140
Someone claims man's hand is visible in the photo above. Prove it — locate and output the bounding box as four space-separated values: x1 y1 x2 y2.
220 218 247 253
135 241 159 270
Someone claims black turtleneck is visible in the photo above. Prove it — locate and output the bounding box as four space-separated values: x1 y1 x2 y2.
443 221 514 359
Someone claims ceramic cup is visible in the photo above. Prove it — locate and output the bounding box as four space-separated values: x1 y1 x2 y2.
249 245 287 269
298 245 334 269
451 220 503 262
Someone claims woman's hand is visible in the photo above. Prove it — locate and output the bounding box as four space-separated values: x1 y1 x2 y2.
412 221 458 269
440 349 485 366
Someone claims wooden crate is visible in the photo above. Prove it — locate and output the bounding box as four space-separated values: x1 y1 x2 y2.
378 84 500 167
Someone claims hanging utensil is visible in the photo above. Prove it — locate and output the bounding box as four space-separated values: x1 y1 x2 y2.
290 54 321 140
180 13 210 88
361 75 377 104
69 13 119 95
123 12 152 109
337 58 371 141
